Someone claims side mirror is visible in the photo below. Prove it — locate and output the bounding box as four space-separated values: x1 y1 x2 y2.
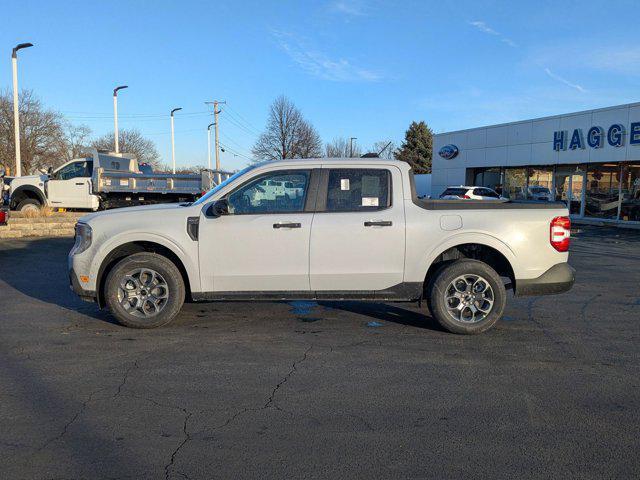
208 199 229 217
47 166 53 175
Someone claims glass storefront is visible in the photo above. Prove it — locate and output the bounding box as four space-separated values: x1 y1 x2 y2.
469 163 640 224
504 168 527 200
619 164 640 222
585 164 620 219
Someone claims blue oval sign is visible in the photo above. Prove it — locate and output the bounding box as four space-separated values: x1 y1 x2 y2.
438 144 459 159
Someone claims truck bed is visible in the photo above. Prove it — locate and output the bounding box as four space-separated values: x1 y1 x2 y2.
94 169 213 196
415 198 567 210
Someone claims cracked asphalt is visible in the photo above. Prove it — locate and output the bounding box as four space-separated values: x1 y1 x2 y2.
1 226 639 479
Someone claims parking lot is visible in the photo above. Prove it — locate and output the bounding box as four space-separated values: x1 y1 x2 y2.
1 227 639 479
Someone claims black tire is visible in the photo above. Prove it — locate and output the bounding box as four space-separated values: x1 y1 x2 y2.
427 259 506 334
17 198 42 213
105 252 185 328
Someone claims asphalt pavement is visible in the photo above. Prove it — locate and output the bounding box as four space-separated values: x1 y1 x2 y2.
0 227 639 479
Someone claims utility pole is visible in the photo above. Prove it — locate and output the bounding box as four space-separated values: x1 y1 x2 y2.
206 100 225 171
350 137 357 158
12 42 33 177
113 85 128 154
170 107 182 174
207 123 214 170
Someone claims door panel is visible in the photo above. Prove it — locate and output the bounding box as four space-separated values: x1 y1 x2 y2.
48 178 92 208
198 168 315 292
200 213 312 291
310 166 406 291
48 160 94 208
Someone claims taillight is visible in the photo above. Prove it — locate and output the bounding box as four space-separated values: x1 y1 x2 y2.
550 216 571 252
462 195 471 199
0 210 6 225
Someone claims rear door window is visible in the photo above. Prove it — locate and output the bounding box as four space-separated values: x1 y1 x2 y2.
324 169 391 212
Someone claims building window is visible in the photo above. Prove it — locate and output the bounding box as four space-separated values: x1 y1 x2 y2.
527 167 553 201
504 168 527 200
620 164 640 222
473 168 502 192
584 164 620 220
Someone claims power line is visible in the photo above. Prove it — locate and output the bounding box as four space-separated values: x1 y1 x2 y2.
223 105 261 135
61 109 209 118
220 132 252 154
219 142 252 161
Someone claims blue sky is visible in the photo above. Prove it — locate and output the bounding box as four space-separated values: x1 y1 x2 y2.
3 0 639 170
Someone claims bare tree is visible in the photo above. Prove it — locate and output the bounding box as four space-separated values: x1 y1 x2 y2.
91 128 160 166
325 137 361 158
252 96 322 161
61 123 92 161
0 88 69 174
370 140 396 159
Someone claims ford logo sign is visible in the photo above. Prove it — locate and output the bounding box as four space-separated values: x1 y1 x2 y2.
438 144 459 159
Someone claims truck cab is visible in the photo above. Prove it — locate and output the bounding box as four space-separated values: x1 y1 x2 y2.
10 158 99 212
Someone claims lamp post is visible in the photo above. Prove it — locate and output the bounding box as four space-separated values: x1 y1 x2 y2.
170 107 182 174
12 42 33 177
207 123 215 170
113 85 128 154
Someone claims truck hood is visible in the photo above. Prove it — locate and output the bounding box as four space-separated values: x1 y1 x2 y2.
79 202 190 223
9 174 48 191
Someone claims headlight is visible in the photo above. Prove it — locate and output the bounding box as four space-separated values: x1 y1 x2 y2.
71 223 92 255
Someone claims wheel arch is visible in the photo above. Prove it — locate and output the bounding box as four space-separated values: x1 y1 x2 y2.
422 235 517 291
95 239 193 308
10 185 46 209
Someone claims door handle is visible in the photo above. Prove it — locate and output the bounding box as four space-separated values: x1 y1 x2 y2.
273 222 302 229
75 182 84 185
364 221 392 227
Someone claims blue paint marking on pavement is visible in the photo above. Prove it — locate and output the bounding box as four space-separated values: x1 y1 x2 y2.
289 301 318 316
366 321 383 328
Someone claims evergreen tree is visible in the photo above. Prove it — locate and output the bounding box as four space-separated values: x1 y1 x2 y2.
395 121 433 173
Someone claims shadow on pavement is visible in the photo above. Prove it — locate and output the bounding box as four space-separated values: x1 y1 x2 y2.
0 237 114 324
321 301 445 332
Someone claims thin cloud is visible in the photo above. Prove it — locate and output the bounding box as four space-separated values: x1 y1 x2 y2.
271 30 381 82
329 0 366 16
469 20 518 48
544 68 586 93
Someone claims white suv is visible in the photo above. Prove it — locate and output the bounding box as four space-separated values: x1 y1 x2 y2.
439 186 503 200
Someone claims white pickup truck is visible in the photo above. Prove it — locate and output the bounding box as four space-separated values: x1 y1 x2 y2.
69 158 575 334
9 149 230 212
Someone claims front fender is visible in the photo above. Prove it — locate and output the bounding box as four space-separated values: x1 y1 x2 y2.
87 231 200 294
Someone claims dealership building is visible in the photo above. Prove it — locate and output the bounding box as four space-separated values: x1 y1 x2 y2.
431 102 640 225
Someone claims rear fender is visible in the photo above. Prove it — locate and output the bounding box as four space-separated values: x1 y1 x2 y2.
417 232 520 280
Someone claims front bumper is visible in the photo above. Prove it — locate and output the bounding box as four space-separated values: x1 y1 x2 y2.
515 263 575 297
69 268 96 302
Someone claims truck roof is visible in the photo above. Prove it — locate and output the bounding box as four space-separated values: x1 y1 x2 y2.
253 157 410 168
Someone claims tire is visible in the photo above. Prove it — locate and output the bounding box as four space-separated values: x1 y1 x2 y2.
105 252 185 328
17 198 42 213
427 259 506 334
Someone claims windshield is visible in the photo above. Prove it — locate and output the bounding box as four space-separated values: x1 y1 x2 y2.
193 165 256 206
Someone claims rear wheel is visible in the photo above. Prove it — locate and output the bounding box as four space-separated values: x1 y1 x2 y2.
105 252 185 328
427 259 506 334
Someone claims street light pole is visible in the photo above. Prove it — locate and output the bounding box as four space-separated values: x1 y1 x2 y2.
350 137 357 158
170 107 182 174
113 85 128 154
207 123 214 170
12 42 33 177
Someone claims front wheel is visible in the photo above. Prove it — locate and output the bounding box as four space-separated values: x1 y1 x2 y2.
17 198 42 214
105 252 185 328
427 259 506 334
